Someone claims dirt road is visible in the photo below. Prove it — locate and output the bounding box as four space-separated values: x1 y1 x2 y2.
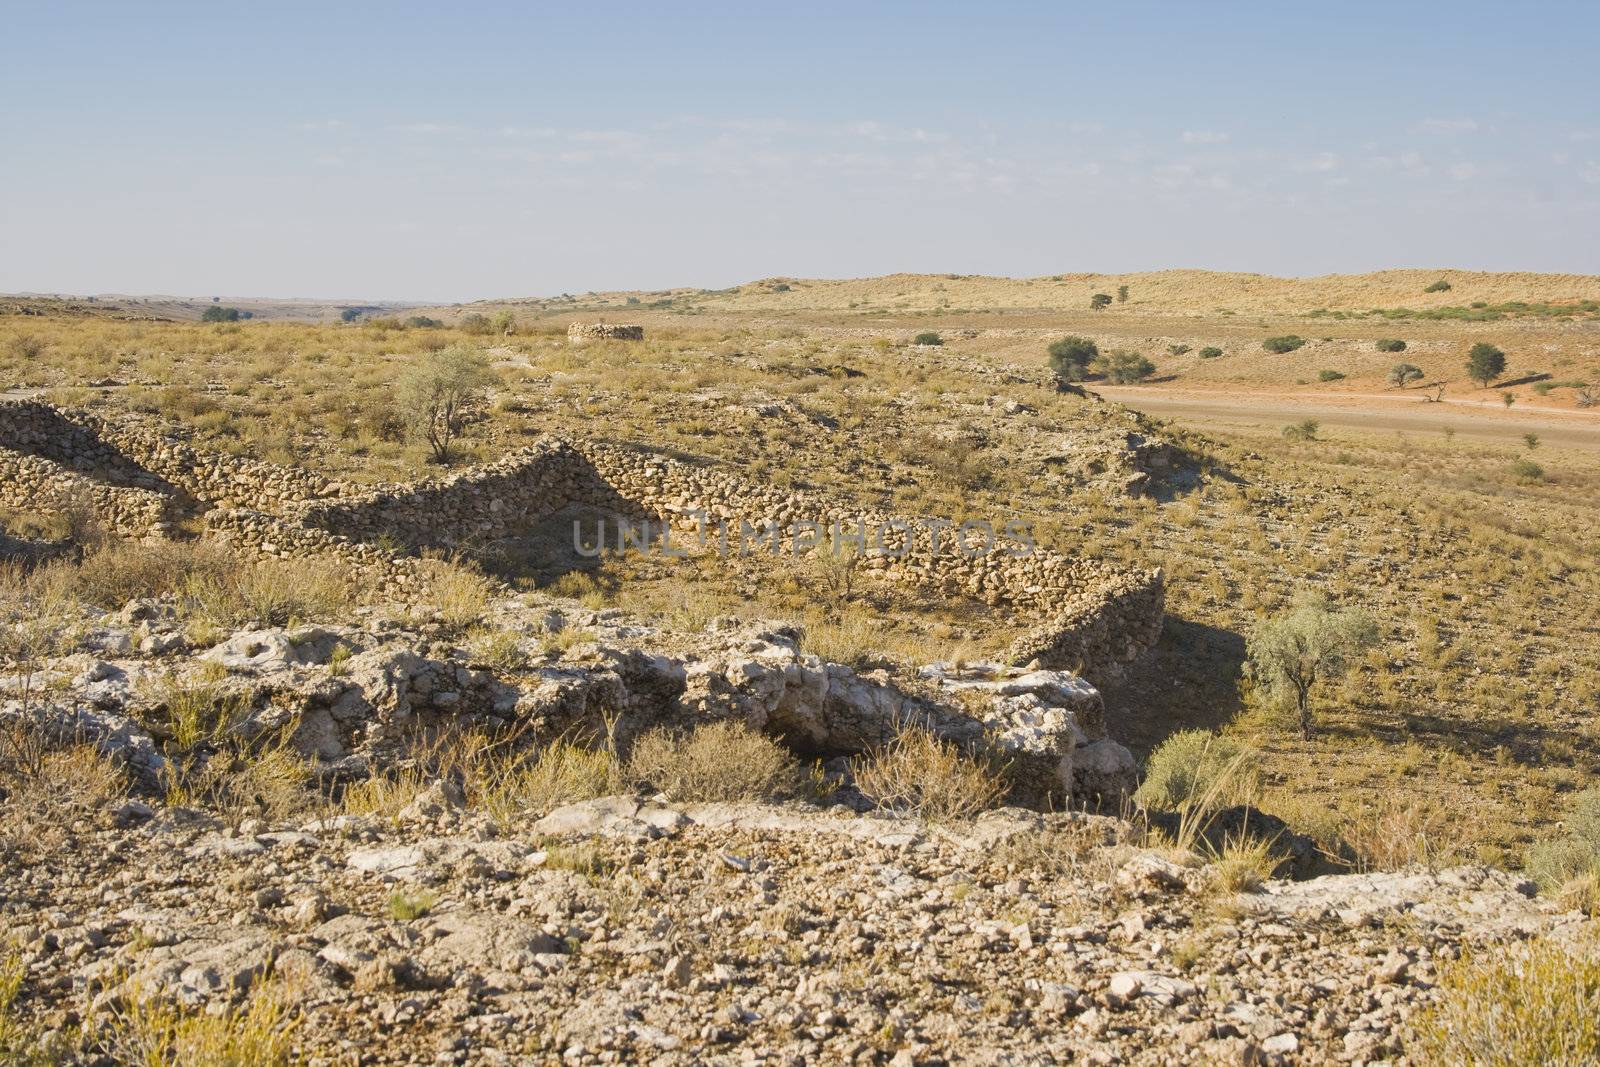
1096 386 1600 450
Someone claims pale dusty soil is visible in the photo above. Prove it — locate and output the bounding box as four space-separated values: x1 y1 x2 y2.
1094 385 1600 450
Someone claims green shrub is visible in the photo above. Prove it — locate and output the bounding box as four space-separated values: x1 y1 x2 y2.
1387 363 1424 388
1047 336 1099 381
912 331 943 346
458 313 493 335
201 306 242 323
404 315 442 328
1090 293 1113 310
1198 346 1223 359
1094 350 1156 384
1376 338 1407 352
1510 458 1544 482
1262 335 1306 353
1133 730 1258 813
1423 279 1452 293
1317 369 1345 382
1167 344 1191 356
1281 419 1319 441
1248 593 1379 739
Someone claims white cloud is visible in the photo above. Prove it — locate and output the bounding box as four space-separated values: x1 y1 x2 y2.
1448 162 1477 181
1181 130 1229 145
1418 117 1479 134
1295 151 1339 173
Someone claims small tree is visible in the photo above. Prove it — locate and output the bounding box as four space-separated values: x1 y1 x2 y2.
1424 279 1452 293
1387 363 1424 389
1248 594 1379 740
490 310 516 336
1094 350 1156 384
1047 336 1099 382
1116 285 1129 304
202 305 241 323
398 345 494 463
1466 342 1506 388
339 307 361 323
1090 292 1113 310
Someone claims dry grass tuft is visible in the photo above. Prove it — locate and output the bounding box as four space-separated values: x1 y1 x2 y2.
851 725 1009 822
1204 831 1279 894
104 977 300 1067
625 720 801 803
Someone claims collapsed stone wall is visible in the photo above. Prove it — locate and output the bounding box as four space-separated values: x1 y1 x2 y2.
0 401 344 513
0 402 1163 681
567 323 644 342
573 441 1164 682
289 441 639 549
0 447 177 537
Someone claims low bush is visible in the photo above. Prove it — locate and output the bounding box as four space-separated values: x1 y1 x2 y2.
911 331 943 346
1281 419 1319 441
1416 938 1600 1065
1318 369 1345 382
1262 335 1306 353
626 720 802 802
851 726 1008 822
1198 346 1223 359
1510 458 1544 482
1167 343 1191 356
1133 730 1259 813
1423 279 1452 293
1375 338 1407 352
1528 787 1600 910
1047 336 1099 381
1094 350 1157 384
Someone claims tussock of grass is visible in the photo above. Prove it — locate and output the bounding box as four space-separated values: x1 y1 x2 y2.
105 978 300 1067
1204 831 1279 893
387 889 438 921
625 720 801 803
851 725 1009 822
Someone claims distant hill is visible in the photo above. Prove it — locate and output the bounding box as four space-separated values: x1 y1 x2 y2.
475 269 1600 317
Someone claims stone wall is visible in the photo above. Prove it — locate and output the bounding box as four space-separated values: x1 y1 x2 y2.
572 442 1164 682
0 447 176 537
568 323 644 342
0 401 1163 681
289 441 639 549
0 401 342 513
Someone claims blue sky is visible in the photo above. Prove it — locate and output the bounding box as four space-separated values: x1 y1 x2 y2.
3 1 1598 300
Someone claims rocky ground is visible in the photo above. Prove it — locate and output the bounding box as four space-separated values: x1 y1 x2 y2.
0 591 1595 1064
1 790 1587 1066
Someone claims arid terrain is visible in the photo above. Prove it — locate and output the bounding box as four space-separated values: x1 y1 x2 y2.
2 269 1599 1064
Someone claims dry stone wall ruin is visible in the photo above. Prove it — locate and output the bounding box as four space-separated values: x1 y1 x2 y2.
0 400 1162 680
567 322 645 342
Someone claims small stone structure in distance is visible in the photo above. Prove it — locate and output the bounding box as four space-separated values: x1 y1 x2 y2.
568 323 644 342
